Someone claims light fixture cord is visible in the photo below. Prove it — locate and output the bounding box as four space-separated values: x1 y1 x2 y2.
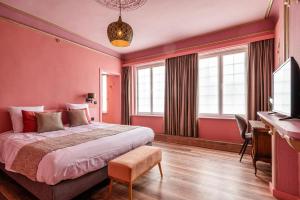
119 0 122 17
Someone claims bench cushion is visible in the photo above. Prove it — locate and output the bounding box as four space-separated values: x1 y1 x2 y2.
108 146 162 182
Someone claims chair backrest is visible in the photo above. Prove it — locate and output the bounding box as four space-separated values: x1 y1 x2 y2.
234 115 247 139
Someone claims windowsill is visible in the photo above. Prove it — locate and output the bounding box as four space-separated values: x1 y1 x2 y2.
198 115 235 120
131 114 238 120
131 114 164 118
198 114 244 120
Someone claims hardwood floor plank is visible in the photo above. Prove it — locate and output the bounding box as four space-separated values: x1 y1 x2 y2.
0 142 275 200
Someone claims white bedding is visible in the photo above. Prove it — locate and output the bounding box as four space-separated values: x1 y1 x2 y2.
0 122 154 185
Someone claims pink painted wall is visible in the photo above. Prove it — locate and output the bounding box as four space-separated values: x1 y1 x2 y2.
0 4 120 58
271 1 300 199
0 18 121 132
122 19 275 66
131 116 164 134
274 0 285 69
131 116 242 143
198 118 242 143
274 20 281 69
102 75 121 124
129 19 275 144
289 2 300 198
289 2 300 64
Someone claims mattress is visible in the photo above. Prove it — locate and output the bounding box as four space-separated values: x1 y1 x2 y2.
0 122 154 185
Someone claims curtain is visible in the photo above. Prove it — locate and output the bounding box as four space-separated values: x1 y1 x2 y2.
247 39 274 120
164 53 198 137
121 66 131 125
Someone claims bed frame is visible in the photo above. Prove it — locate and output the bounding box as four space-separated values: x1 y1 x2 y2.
0 142 152 200
0 163 108 200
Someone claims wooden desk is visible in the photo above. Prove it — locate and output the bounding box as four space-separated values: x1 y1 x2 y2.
258 112 300 200
249 120 271 174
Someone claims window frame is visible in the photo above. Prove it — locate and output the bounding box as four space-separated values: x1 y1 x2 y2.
136 62 165 116
198 48 248 118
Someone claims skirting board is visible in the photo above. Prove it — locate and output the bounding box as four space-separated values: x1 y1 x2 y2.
154 134 251 154
269 183 300 200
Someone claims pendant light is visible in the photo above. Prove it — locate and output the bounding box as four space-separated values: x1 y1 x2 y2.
107 0 133 47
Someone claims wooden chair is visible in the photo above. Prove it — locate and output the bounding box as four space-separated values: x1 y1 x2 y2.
235 115 252 162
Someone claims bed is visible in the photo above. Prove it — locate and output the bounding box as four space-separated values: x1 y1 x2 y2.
0 122 154 200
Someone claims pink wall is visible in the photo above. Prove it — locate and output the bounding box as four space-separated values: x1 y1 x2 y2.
274 0 285 69
288 2 300 199
129 19 275 144
198 118 242 143
289 2 300 64
122 19 275 66
131 116 164 134
131 116 242 143
102 75 121 124
0 18 121 132
271 1 300 199
274 20 281 69
0 3 120 58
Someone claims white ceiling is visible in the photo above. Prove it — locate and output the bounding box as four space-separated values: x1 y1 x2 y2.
0 0 270 55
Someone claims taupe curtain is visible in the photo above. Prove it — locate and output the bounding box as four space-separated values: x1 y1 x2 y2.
247 39 274 120
164 53 198 137
121 66 131 125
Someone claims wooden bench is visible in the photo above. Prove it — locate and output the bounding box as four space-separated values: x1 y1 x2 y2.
108 146 163 200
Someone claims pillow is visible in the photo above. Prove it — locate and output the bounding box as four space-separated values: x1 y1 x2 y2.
66 103 91 121
36 112 64 133
9 106 44 133
22 111 40 133
68 109 89 127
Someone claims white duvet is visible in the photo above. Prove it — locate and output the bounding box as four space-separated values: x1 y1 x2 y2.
0 122 154 185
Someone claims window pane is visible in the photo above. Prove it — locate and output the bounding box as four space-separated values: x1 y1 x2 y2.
102 75 108 113
222 52 246 114
199 57 219 114
137 68 151 113
152 66 165 113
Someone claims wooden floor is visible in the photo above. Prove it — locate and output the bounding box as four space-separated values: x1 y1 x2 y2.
0 142 275 200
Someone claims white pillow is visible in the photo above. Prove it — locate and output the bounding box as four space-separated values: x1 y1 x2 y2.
9 106 44 133
65 103 91 121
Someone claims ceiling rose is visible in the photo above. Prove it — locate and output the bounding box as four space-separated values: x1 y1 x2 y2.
95 0 147 11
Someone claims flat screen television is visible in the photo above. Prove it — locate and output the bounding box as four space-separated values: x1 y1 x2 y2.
272 57 300 119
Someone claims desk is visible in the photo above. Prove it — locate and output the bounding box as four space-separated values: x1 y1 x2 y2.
249 120 271 174
258 112 300 200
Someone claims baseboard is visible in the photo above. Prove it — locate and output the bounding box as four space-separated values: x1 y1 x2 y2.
269 183 300 200
154 134 251 154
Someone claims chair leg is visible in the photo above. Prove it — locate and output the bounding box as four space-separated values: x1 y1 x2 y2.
239 141 247 155
108 179 113 198
158 162 163 178
128 182 133 200
253 160 257 175
240 140 249 162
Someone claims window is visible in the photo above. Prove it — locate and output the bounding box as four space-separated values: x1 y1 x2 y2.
198 50 247 115
137 63 165 115
102 74 108 113
198 57 219 114
222 53 247 114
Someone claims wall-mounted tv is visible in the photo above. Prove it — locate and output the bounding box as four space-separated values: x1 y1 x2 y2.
272 57 300 120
